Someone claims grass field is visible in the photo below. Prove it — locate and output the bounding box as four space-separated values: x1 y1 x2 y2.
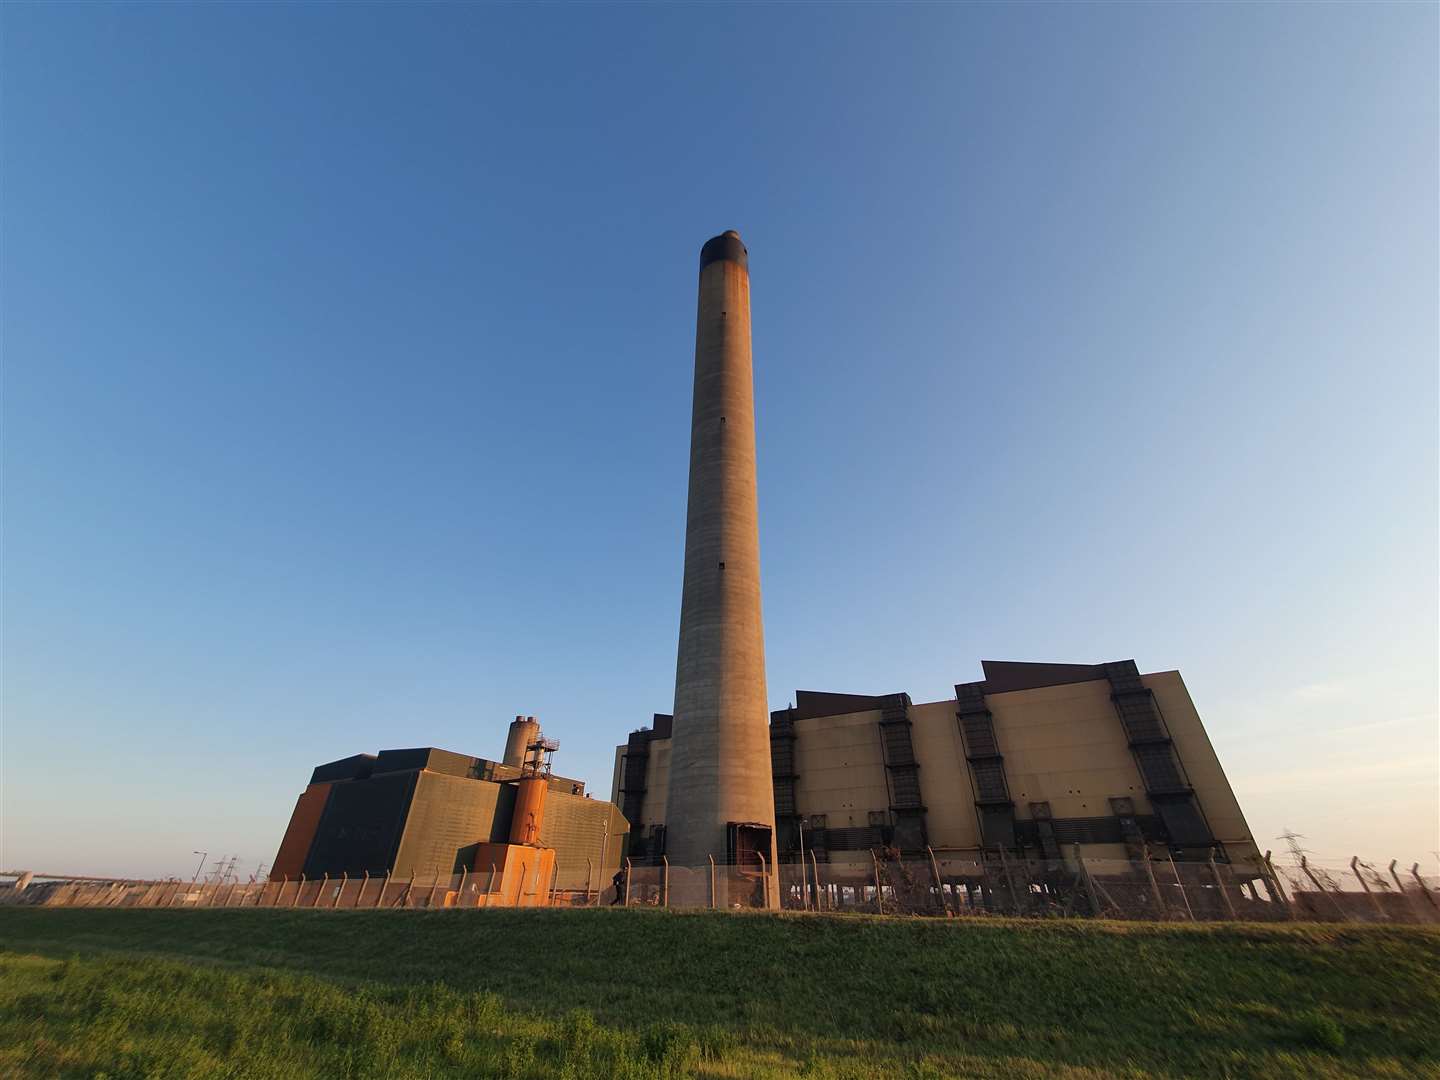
1 907 1437 1079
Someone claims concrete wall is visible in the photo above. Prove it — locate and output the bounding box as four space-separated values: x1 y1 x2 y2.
991 678 1149 820
616 668 1262 872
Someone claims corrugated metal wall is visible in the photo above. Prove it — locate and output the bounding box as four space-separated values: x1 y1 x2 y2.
393 772 508 876
540 792 627 891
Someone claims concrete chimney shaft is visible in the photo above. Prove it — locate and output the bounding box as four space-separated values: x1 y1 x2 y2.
662 231 778 907
503 716 540 768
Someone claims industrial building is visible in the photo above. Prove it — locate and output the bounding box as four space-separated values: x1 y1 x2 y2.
613 659 1270 890
272 717 627 897
268 231 1273 914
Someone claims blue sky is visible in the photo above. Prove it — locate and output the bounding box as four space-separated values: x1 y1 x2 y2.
3 4 1435 880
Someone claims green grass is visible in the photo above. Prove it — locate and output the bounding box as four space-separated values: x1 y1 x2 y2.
1 908 1436 1078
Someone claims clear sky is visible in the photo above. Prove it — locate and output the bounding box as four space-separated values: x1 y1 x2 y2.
3 3 1435 881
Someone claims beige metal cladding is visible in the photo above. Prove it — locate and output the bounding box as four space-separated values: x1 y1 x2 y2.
503 716 540 768
664 231 778 904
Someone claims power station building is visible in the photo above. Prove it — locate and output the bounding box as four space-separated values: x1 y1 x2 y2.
272 717 627 895
268 230 1271 912
613 659 1268 884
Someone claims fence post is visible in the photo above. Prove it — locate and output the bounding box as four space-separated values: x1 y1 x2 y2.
660 856 669 908
997 845 1021 914
1350 857 1384 920
330 872 345 910
811 851 824 912
455 868 468 911
1140 851 1165 915
755 850 768 909
1411 864 1439 911
428 870 444 909
870 850 883 913
1301 857 1348 921
311 873 328 909
926 846 948 915
1074 844 1099 917
584 859 593 906
1262 851 1294 918
484 864 496 908
1207 850 1237 920
1167 852 1194 920
708 854 716 909
1388 860 1423 921
376 870 390 909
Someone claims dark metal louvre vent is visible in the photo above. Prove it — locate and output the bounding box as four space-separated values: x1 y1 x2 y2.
1103 661 1213 850
956 680 1018 849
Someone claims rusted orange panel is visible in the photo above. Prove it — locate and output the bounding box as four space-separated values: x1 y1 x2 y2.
270 783 332 880
508 777 548 845
471 841 555 906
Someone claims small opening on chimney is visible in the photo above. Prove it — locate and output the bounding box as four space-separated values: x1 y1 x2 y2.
718 562 725 571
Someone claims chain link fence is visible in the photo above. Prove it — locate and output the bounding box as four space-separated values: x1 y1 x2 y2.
6 849 1437 923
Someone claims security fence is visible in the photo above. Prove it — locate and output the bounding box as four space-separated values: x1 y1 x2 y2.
0 868 595 911
5 849 1437 923
611 847 1439 922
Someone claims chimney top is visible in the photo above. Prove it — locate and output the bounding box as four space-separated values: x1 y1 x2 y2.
700 231 748 273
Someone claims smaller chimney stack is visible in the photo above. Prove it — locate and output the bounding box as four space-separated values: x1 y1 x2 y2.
503 715 540 768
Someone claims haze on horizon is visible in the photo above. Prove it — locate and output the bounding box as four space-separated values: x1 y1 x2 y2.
2 3 1436 881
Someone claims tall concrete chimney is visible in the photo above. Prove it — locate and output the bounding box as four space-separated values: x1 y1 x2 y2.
663 230 778 907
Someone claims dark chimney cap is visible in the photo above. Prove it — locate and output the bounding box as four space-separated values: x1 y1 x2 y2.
700 231 748 273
